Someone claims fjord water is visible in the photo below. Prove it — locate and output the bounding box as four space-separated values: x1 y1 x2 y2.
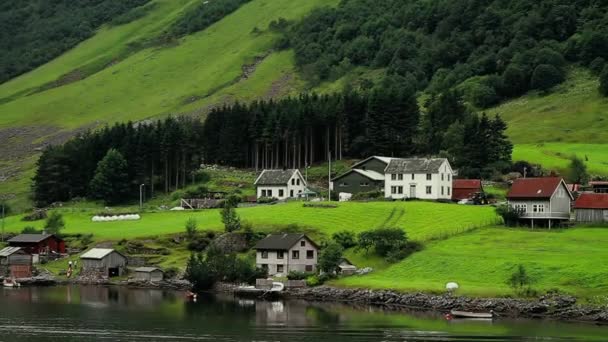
0 286 605 341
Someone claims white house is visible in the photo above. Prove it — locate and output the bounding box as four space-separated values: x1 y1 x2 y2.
254 169 307 200
254 233 319 276
384 158 453 200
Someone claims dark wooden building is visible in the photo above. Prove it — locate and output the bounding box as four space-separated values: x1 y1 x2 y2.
452 179 483 201
81 248 127 277
331 156 393 195
7 234 66 255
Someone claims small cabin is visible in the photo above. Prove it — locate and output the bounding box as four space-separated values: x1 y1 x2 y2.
134 267 164 282
80 248 127 277
338 258 357 275
574 193 608 223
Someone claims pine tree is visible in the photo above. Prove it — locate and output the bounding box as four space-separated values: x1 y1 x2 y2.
89 149 130 205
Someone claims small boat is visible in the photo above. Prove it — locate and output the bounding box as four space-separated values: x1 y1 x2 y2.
448 310 494 319
3 278 21 288
185 291 198 302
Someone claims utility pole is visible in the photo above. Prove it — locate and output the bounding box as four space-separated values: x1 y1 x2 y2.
139 184 145 211
305 164 310 201
1 201 4 243
328 151 332 202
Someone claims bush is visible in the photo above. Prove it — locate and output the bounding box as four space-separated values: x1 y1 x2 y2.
306 275 321 287
508 264 535 296
590 57 606 75
332 230 357 249
44 212 65 236
318 243 344 273
600 66 608 97
351 191 384 201
80 234 93 247
357 227 408 258
496 205 520 227
185 218 198 240
257 197 277 204
287 270 310 280
187 236 211 252
530 64 564 91
21 226 40 234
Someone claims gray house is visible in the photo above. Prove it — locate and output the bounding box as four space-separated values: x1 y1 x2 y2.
80 248 127 277
254 233 319 276
507 177 573 228
134 267 164 282
331 156 394 195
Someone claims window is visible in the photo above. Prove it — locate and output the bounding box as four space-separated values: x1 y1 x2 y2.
292 251 300 259
448 174 451 181
533 204 545 213
411 174 415 180
441 174 444 181
391 186 403 194
277 251 284 259
290 190 294 197
441 186 444 195
261 251 268 259
447 187 450 196
426 174 432 181
307 250 314 259
297 179 300 185
305 265 313 272
291 179 295 185
339 182 348 187
261 190 267 197
268 190 273 197
277 265 284 273
426 186 432 194
261 264 268 270
514 203 527 213
391 174 397 180
279 189 284 197
300 241 305 247
360 182 370 187
398 174 403 180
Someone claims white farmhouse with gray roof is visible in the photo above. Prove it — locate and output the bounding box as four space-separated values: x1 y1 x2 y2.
254 233 318 276
254 169 307 200
384 158 453 200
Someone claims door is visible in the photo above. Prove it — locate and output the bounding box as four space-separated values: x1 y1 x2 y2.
409 185 416 198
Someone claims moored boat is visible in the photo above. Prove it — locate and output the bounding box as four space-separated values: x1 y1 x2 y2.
447 310 494 319
3 278 21 288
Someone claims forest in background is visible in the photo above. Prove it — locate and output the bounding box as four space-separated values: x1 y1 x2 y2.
283 0 608 107
33 79 511 206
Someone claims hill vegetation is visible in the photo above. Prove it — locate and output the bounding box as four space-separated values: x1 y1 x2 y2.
284 0 608 108
0 0 150 83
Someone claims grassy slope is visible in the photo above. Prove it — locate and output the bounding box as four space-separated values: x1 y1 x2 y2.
3 201 498 240
0 0 334 129
336 226 608 298
489 68 608 175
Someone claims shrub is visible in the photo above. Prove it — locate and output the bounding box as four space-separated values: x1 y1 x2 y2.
530 64 564 91
306 275 321 287
318 243 344 273
21 226 40 234
80 234 93 247
257 197 277 204
287 270 309 280
332 230 357 249
589 57 606 75
185 218 198 240
357 227 408 258
44 212 65 236
496 205 520 227
508 264 535 296
600 66 608 97
221 204 241 233
187 236 211 252
351 191 384 201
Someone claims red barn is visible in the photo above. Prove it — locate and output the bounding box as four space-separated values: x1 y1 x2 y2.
7 234 66 255
452 179 483 201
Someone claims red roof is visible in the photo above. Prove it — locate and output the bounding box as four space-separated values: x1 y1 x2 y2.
574 193 608 209
507 177 567 199
453 179 482 189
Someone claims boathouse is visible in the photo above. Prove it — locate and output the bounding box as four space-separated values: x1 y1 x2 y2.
134 267 164 282
80 248 127 277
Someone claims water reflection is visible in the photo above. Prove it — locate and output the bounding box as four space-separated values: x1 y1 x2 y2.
0 286 606 341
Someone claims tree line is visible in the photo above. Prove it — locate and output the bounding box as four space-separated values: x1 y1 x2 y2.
278 0 608 107
0 0 149 84
33 80 512 206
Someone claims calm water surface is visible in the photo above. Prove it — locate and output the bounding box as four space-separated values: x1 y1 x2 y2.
0 286 606 341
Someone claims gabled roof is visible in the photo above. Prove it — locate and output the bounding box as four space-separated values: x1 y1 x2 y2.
331 168 385 182
135 267 163 273
81 248 123 260
254 233 317 250
453 179 482 189
0 247 24 258
574 193 608 209
8 234 61 244
254 169 302 186
507 177 572 200
385 158 448 174
350 156 394 169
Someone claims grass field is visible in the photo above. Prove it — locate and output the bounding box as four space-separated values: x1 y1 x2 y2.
3 201 499 240
513 143 608 176
336 226 608 299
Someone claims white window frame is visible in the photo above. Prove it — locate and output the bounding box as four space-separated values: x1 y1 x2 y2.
426 186 432 194
514 203 527 213
426 174 432 181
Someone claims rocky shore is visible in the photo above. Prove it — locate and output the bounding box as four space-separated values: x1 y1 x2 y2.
1 274 191 291
285 286 608 323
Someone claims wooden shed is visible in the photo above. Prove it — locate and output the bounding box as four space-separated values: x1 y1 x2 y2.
134 267 164 282
0 247 33 278
80 248 127 277
574 193 608 222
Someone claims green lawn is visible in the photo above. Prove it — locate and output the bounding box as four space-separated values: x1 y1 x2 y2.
3 201 498 240
336 227 608 299
513 143 608 176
